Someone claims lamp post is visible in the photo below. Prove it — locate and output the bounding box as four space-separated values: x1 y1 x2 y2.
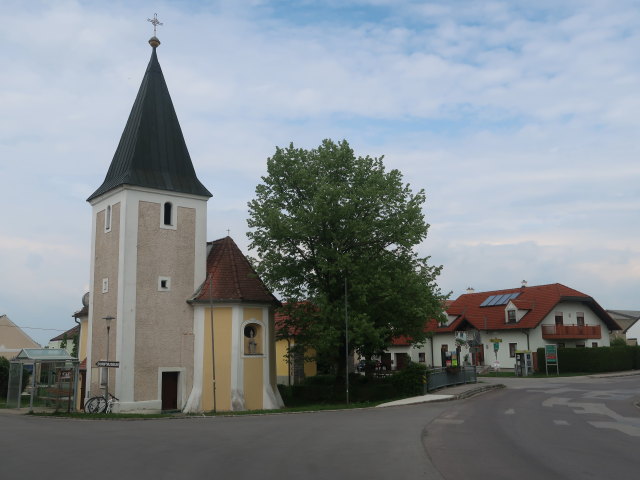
103 316 114 400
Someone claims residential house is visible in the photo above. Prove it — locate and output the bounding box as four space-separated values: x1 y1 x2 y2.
427 283 620 370
0 314 40 359
607 310 640 345
274 307 317 385
48 324 80 355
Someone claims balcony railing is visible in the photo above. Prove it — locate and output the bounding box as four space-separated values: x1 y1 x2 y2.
541 324 601 339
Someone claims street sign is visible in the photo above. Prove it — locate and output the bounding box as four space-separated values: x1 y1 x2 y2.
489 338 502 343
96 361 120 368
493 342 500 352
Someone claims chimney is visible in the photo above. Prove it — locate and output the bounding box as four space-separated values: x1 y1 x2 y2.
466 287 475 294
521 280 527 288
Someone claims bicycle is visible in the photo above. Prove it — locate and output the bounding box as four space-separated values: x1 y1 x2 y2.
85 392 119 413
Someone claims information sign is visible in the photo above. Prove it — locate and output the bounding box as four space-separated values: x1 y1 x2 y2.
96 361 120 368
545 345 557 364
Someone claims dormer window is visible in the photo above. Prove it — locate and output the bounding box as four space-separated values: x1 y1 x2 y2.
507 310 516 323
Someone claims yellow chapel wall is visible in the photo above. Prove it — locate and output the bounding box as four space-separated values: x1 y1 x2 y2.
201 306 232 412
243 307 264 409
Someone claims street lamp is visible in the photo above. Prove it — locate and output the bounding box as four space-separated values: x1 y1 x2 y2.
103 316 114 401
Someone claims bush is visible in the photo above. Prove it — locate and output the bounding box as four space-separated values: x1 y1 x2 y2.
536 345 640 373
389 362 427 397
0 357 9 398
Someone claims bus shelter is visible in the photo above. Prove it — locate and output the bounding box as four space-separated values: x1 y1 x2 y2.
6 348 80 412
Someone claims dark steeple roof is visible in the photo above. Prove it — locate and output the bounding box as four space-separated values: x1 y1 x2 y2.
88 39 212 202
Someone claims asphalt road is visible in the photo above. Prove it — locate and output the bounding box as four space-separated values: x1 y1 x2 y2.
1 375 637 480
0 402 449 480
424 375 640 480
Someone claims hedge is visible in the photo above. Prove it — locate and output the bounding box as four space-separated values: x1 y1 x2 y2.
536 345 640 373
278 363 428 406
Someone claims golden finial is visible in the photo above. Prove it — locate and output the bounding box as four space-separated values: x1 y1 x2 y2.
147 13 163 48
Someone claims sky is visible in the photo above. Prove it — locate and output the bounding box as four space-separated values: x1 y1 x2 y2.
1 0 639 346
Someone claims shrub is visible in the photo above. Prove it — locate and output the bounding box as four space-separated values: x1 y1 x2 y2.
389 362 427 397
0 357 9 398
537 345 640 373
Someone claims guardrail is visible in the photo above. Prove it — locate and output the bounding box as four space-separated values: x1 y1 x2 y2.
426 366 477 393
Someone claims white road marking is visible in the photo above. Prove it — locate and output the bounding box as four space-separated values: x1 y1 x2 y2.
553 420 569 426
433 419 465 425
589 421 640 437
504 408 515 415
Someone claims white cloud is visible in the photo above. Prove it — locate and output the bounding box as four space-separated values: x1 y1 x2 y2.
1 0 639 343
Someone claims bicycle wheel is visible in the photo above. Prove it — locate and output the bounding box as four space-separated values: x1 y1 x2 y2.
85 396 107 413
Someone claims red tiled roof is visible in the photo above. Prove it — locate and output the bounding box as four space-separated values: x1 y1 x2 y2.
429 283 619 333
191 236 279 305
49 324 80 342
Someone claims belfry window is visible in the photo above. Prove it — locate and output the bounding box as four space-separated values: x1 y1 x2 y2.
105 205 112 232
163 202 173 226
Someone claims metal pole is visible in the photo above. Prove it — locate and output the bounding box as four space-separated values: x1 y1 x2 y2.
106 323 110 401
345 275 349 405
209 274 217 413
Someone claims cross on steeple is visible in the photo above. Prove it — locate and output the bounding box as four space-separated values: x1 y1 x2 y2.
147 13 163 36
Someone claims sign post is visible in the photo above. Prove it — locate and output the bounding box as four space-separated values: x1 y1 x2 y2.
544 344 559 376
489 338 502 374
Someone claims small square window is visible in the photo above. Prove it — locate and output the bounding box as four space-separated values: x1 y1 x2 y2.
507 310 516 323
418 352 426 363
509 343 517 357
102 278 109 294
158 277 171 291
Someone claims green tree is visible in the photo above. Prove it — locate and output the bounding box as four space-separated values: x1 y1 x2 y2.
248 139 445 377
60 333 68 351
71 332 79 358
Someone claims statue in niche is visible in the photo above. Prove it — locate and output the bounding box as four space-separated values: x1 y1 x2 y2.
244 325 258 354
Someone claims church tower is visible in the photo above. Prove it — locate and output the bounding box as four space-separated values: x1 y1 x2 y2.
86 33 211 412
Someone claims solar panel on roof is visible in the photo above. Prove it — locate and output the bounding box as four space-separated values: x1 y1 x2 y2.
479 292 521 307
479 295 495 307
495 294 511 305
486 294 504 306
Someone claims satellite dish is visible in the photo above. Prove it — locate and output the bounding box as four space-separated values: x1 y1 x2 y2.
82 292 90 307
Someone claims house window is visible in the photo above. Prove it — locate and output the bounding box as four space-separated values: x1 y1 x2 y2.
555 312 563 326
418 352 426 363
509 343 517 358
592 342 598 348
102 278 109 294
105 205 112 232
576 344 585 348
507 310 516 323
557 342 565 348
577 312 585 327
158 277 171 291
163 202 173 226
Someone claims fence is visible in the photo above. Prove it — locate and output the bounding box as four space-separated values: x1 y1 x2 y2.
426 366 477 393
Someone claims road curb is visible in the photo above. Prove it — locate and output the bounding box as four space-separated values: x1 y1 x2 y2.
454 383 505 400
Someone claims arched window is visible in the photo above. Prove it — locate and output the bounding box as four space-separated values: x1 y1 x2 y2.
163 202 173 226
105 205 112 232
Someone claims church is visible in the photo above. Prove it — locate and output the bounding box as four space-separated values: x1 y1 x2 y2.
83 32 283 413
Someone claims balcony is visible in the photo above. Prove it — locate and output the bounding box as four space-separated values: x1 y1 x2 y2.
541 324 601 340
